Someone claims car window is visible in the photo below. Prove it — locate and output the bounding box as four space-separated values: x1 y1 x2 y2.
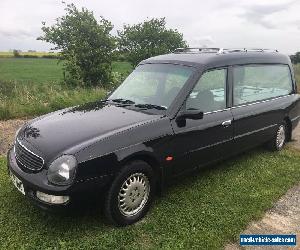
185 68 227 113
233 64 293 105
109 64 194 108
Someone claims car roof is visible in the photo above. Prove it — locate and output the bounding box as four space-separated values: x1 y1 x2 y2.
141 50 292 69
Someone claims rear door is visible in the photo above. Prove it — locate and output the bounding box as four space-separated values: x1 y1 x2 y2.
170 68 234 176
230 64 294 150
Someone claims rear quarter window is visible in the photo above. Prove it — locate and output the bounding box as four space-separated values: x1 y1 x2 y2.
233 64 293 105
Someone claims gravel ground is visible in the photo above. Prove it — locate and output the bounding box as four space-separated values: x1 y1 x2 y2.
0 119 27 155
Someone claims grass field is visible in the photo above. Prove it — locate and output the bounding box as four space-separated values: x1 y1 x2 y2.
0 58 132 83
0 58 64 83
1 148 300 249
0 82 108 120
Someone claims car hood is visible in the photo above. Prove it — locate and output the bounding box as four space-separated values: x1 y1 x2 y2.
19 101 162 162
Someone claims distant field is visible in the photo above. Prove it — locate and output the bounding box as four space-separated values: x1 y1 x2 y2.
0 58 132 84
0 58 63 83
0 51 59 58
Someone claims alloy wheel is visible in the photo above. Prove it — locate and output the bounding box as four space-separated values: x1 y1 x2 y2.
118 173 150 217
276 125 286 149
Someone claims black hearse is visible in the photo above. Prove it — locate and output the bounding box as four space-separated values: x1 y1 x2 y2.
8 48 300 225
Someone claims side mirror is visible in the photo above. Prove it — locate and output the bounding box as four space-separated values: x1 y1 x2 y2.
176 110 204 121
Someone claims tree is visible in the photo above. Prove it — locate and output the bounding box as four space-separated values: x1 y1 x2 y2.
38 4 116 86
13 50 21 58
118 18 187 66
290 52 300 64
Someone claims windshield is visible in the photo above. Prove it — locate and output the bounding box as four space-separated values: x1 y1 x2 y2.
108 64 194 109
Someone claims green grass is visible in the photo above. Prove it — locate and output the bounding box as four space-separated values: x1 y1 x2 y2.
0 82 107 120
1 148 300 249
0 58 132 84
0 58 64 83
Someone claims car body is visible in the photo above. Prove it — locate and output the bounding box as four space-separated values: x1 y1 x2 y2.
7 48 300 225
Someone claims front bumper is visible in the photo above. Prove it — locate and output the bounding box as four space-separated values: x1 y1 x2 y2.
7 147 112 211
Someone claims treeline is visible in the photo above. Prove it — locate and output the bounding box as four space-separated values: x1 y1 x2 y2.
37 3 187 87
36 3 300 87
12 50 59 59
290 52 300 64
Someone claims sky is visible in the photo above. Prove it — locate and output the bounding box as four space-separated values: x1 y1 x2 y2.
0 0 300 55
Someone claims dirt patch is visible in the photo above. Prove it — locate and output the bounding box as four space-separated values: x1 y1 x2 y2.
225 184 300 250
0 119 27 155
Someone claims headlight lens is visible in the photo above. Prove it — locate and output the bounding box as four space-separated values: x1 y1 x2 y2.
47 155 77 185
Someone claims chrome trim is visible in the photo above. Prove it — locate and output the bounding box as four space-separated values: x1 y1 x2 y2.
231 94 292 109
185 138 233 155
222 120 232 126
200 94 294 115
15 138 44 171
203 108 230 115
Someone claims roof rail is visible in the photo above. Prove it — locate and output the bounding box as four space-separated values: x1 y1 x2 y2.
174 47 221 53
220 48 279 53
173 47 279 54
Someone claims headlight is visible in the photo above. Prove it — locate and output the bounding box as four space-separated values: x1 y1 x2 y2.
47 155 77 185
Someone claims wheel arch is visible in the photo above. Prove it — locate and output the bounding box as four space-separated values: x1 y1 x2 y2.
119 153 164 194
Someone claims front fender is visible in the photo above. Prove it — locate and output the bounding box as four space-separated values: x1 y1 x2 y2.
74 117 174 182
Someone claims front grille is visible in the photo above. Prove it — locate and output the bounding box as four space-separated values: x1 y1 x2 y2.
15 140 44 171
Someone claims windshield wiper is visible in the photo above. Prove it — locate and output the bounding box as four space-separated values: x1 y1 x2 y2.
107 98 135 104
134 104 167 110
106 99 166 110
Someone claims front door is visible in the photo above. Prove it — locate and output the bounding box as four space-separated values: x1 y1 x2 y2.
169 68 234 176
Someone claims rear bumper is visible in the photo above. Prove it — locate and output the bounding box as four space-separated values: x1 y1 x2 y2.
7 147 112 211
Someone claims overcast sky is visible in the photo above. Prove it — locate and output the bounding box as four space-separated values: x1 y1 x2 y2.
1 0 300 54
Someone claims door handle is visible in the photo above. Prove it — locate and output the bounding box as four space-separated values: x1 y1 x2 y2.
222 120 232 127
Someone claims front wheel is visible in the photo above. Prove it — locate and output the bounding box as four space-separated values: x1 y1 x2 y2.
267 123 287 151
104 160 155 226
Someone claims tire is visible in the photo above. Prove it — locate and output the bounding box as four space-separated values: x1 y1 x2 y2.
104 160 155 226
267 122 287 151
